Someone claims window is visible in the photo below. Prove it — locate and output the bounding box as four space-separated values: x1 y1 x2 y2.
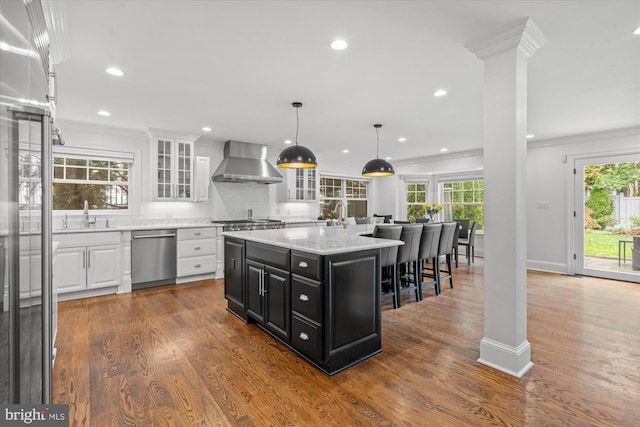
320 177 369 219
441 179 484 230
53 155 129 210
18 150 42 209
406 181 428 223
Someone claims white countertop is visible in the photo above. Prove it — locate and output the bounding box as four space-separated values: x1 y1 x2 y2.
223 224 403 255
53 223 220 234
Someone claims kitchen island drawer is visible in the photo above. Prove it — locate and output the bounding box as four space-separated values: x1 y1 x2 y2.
292 315 322 361
177 227 217 240
246 241 290 270
292 275 322 322
177 254 216 277
291 251 321 280
177 239 216 257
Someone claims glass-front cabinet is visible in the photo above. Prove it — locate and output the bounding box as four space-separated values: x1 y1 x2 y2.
279 169 317 202
154 137 194 200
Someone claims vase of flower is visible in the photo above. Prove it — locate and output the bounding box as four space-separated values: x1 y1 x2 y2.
422 202 442 222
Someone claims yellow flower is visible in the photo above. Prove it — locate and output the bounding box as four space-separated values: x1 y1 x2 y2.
437 205 442 211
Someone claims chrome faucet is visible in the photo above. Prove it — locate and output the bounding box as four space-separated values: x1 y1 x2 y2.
333 201 347 223
83 200 96 228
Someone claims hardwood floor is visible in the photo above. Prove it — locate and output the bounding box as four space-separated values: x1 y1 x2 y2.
52 260 640 426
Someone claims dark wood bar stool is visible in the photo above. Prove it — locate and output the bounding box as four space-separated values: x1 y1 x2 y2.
395 224 423 307
418 222 442 298
435 222 457 294
373 225 402 308
458 221 477 265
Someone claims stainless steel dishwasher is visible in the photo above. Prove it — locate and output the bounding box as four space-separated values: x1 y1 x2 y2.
131 229 177 289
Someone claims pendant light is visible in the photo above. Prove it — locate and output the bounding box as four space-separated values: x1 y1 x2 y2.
277 102 317 169
362 124 394 177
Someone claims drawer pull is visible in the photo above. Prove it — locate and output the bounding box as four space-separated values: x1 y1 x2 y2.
194 246 201 250
194 232 201 236
298 261 309 268
299 332 309 341
299 294 309 302
194 264 201 268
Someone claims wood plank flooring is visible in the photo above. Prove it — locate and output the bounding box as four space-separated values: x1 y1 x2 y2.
52 260 640 426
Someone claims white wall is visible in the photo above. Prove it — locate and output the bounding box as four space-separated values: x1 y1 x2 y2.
55 120 277 221
372 127 640 274
526 127 640 273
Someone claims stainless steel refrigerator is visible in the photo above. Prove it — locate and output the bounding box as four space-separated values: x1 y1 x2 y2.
1 0 55 404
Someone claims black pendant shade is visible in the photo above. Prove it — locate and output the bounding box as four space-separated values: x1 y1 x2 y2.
362 124 394 177
277 102 317 169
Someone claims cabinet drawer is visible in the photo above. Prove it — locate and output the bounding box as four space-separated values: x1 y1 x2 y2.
292 315 322 361
177 254 216 277
178 227 217 240
291 251 321 280
177 239 216 257
246 242 290 270
292 275 322 323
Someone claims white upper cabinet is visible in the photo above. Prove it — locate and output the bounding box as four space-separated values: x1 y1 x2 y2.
153 136 194 201
277 169 317 202
194 156 211 202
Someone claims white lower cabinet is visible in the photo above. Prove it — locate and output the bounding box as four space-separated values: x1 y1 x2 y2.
177 227 217 278
53 232 121 298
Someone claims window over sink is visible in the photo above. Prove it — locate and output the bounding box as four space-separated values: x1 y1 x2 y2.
319 177 369 219
53 154 130 210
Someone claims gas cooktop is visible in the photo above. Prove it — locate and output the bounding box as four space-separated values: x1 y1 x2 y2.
213 219 284 231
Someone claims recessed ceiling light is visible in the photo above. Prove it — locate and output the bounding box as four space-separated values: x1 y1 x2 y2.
105 67 124 77
385 157 392 160
97 110 111 116
634 26 640 35
342 149 349 154
440 148 448 152
202 126 212 132
433 89 448 97
284 139 292 144
398 137 407 142
526 134 535 139
330 40 348 50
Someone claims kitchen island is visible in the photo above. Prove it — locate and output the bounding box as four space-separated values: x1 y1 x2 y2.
223 225 402 375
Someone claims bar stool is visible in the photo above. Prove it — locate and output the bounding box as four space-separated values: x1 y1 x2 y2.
435 222 457 294
395 224 423 307
417 223 442 298
373 225 402 308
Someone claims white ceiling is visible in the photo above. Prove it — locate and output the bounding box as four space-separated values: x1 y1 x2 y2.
55 1 640 167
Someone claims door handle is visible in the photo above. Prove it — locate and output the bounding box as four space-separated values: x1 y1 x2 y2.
298 261 308 268
299 332 309 341
194 246 201 250
87 250 91 269
299 294 309 302
82 250 85 269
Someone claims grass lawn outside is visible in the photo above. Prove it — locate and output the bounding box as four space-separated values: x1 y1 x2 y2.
584 230 635 258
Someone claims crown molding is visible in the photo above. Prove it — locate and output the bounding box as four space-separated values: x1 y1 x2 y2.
393 148 484 166
466 18 548 60
527 126 640 149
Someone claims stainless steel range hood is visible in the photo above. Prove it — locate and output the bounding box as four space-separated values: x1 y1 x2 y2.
212 140 283 184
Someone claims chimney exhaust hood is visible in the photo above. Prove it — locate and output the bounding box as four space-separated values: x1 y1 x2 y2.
212 140 283 184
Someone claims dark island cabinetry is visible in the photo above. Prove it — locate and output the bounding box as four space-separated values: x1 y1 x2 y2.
223 236 382 375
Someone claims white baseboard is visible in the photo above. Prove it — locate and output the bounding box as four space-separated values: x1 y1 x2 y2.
478 337 533 378
526 260 568 274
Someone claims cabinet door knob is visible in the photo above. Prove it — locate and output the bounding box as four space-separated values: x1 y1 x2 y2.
194 232 201 236
298 261 308 268
299 294 309 302
194 246 201 250
194 264 201 268
299 332 309 341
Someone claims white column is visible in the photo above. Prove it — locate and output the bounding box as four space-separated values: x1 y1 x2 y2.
467 19 547 377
